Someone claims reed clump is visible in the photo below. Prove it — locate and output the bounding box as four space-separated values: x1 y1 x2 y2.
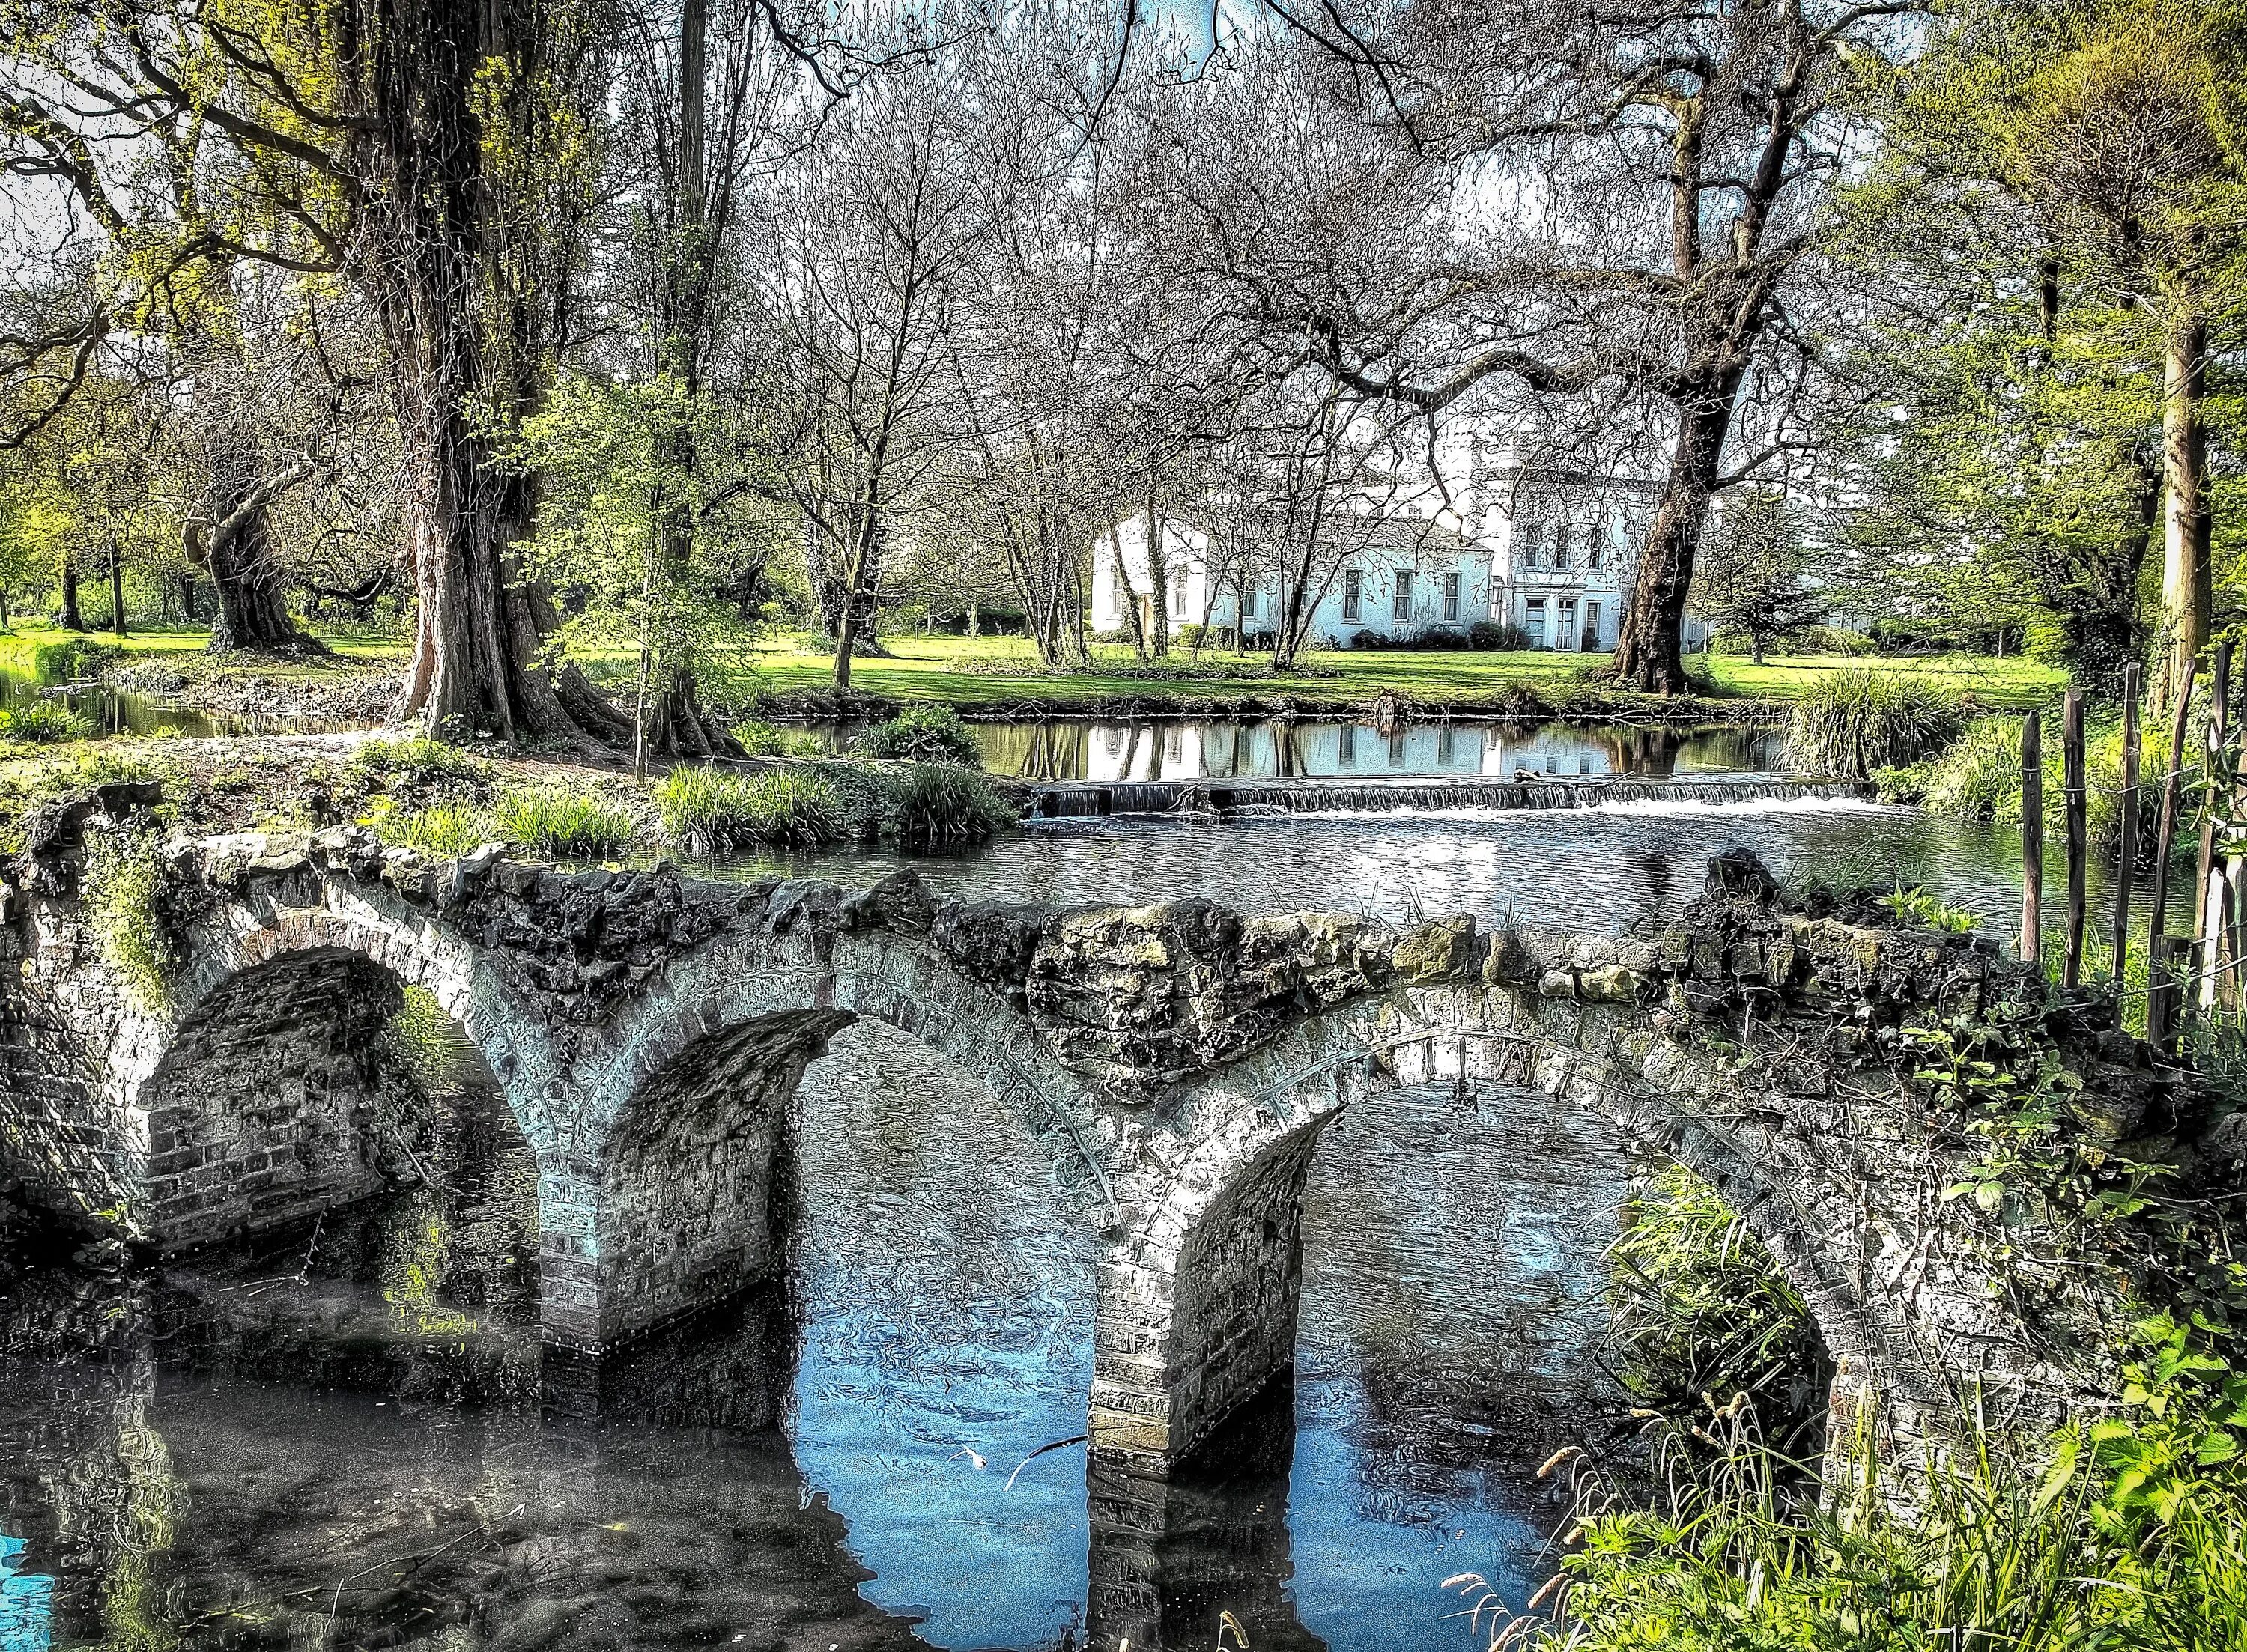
1783 669 1962 778
887 762 1016 849
657 764 843 853
853 705 983 766
493 786 637 858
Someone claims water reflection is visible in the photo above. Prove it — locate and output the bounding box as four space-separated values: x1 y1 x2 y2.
974 719 1782 783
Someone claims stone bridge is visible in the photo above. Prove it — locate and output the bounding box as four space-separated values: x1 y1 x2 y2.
0 786 2194 1472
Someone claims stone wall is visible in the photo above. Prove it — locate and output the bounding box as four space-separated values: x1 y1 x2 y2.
139 949 417 1249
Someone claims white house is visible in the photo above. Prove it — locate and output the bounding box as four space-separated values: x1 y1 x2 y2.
1091 434 1711 652
1091 510 1494 646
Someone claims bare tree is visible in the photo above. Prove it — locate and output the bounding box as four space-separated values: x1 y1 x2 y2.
755 57 989 687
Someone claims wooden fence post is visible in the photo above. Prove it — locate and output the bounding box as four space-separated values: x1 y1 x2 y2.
2150 933 2182 1050
2021 708 2043 968
2063 687 2087 989
2112 663 2142 989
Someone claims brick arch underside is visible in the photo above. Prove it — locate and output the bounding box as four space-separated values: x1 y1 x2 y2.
581 933 1116 1349
1105 988 1928 1469
134 947 432 1249
593 1009 852 1346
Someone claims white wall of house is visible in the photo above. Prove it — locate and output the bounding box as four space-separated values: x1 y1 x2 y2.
1092 515 1495 645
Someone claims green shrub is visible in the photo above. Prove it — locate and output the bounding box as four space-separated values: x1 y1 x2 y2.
1607 1162 1831 1458
732 720 832 759
1470 619 1532 650
885 762 1017 849
494 786 636 858
1882 715 2132 854
0 699 94 743
1783 669 1963 778
350 735 478 785
853 705 982 766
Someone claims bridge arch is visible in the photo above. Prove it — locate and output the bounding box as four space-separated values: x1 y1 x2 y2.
570 925 1114 1346
1093 981 1953 1471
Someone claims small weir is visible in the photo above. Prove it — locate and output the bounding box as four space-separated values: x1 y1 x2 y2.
1020 772 1875 819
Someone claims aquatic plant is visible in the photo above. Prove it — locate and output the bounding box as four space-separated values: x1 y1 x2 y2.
658 764 845 853
885 762 1016 849
1783 669 1962 778
853 705 983 765
493 786 637 858
363 798 490 856
0 699 94 743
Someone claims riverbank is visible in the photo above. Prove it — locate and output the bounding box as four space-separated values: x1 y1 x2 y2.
4 621 2063 731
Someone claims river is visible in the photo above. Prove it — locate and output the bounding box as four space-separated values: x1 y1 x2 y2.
2 693 2117 1652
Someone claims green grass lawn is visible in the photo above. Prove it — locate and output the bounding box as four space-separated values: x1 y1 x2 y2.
622 633 2066 712
4 616 2066 714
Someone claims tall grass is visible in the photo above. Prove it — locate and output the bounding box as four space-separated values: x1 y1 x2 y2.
493 786 637 858
656 764 842 853
1783 669 1963 778
1881 714 2132 853
732 720 832 759
366 800 490 856
887 762 1016 849
0 700 94 744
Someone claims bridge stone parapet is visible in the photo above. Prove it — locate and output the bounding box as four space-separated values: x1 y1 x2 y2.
1 795 2209 1478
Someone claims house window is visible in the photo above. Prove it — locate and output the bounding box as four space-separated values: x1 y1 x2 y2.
1393 571 1413 622
1518 523 1543 571
1553 524 1571 571
1170 568 1188 616
1240 583 1260 620
1343 569 1363 622
1524 597 1547 648
1583 600 1602 650
1587 538 1604 573
1443 570 1462 621
1558 598 1578 650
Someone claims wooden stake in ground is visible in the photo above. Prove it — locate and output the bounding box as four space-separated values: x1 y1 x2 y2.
2021 708 2043 968
2112 662 2142 988
2063 688 2087 989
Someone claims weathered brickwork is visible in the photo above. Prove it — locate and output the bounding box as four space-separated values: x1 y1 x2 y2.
1 807 2212 1478
140 949 414 1248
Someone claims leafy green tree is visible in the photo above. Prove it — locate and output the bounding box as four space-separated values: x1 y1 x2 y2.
1690 495 1832 665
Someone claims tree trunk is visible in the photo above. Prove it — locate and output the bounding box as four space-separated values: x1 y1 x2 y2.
1 586 10 630
2156 309 2212 704
1110 529 1149 659
1612 382 1738 694
201 463 321 652
56 556 81 631
349 0 616 748
107 547 126 637
1144 493 1170 658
